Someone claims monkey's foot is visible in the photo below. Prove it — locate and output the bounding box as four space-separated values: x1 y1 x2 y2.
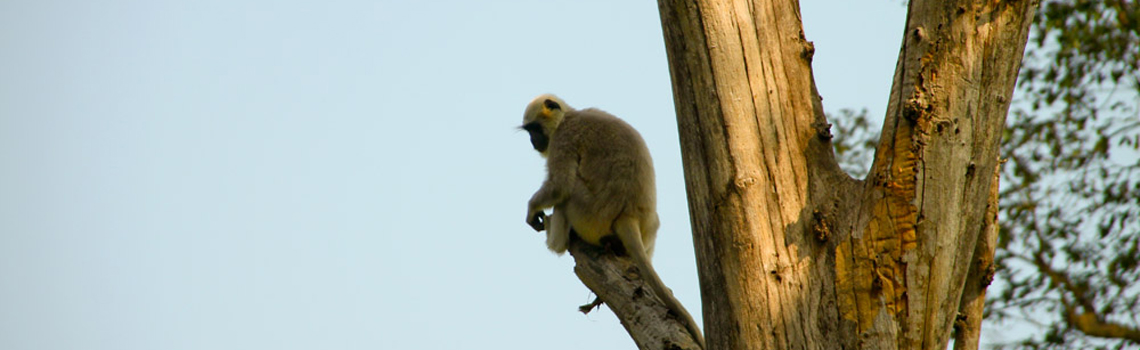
599 235 628 256
578 296 604 314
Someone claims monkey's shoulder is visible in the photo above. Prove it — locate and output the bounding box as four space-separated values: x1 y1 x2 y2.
557 108 645 142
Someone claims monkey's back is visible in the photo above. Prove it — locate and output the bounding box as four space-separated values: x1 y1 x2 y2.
547 108 658 248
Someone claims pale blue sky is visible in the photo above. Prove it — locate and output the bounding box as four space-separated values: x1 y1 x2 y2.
0 1 925 349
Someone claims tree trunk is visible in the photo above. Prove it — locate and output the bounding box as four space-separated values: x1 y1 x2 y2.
650 0 1036 349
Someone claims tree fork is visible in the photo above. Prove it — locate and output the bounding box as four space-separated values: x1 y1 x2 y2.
656 0 1036 349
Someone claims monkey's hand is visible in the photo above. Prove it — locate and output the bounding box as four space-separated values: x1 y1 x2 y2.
527 208 546 232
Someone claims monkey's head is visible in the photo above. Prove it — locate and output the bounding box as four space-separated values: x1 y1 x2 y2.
521 94 570 157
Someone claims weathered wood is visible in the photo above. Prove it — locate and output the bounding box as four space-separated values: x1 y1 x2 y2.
658 0 849 348
655 0 1036 349
568 238 703 350
852 1 1035 348
952 164 1000 350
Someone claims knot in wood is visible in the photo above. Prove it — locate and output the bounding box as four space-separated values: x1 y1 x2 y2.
954 313 968 333
734 176 756 190
903 97 930 122
812 209 831 242
623 265 642 281
912 26 926 41
813 121 833 140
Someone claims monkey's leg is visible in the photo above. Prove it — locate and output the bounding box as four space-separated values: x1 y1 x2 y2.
545 208 570 254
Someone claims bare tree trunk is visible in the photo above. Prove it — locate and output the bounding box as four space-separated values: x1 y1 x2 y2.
646 0 1038 349
657 0 851 348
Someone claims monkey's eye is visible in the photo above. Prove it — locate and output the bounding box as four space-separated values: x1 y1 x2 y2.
521 122 542 133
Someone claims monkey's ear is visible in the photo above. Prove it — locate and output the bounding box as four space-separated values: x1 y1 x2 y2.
543 99 561 111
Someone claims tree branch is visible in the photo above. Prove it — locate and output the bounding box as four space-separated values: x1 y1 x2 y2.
1030 247 1140 344
953 163 1001 350
567 238 702 350
1064 307 1140 343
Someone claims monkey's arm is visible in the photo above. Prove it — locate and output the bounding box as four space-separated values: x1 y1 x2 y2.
526 180 566 231
526 150 580 231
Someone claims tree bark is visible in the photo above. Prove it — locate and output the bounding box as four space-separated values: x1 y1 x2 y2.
952 165 1000 350
652 0 1036 349
854 2 1034 348
657 0 851 348
569 239 703 350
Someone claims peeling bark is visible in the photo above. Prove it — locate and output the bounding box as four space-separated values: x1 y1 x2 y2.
852 2 1036 348
655 0 1037 349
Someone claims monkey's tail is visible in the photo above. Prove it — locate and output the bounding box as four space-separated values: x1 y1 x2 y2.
614 217 706 348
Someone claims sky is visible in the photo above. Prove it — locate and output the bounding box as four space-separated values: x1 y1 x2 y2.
0 1 987 349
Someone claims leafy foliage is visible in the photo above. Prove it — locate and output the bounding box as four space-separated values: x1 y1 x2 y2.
990 1 1140 349
830 108 877 178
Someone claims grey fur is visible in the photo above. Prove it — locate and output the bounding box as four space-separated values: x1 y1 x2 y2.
522 94 704 347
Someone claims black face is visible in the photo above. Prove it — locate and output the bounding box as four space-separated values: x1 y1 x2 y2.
522 122 548 153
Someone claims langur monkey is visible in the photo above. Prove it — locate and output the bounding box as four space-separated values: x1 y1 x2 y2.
521 94 704 347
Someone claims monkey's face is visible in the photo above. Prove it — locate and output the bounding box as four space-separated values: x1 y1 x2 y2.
522 121 550 154
521 94 568 157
